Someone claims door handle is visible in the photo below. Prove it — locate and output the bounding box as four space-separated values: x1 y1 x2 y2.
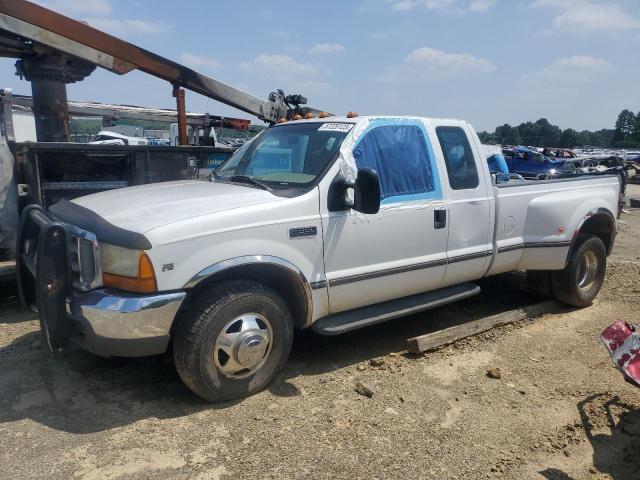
434 209 447 229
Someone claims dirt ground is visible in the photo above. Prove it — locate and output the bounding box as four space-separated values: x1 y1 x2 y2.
1 188 639 480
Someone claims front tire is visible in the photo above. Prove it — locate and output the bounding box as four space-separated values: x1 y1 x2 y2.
173 280 293 402
550 234 606 307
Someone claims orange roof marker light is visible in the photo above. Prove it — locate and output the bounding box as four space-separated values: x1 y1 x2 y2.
292 114 304 120
347 111 359 118
276 117 287 124
304 112 315 119
319 112 331 118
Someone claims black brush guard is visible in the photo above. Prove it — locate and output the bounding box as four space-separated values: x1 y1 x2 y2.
16 204 73 352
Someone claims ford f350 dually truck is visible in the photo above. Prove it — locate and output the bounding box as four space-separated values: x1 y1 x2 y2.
17 116 621 401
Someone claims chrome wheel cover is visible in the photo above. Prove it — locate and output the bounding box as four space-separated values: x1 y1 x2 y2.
214 313 273 379
577 250 599 292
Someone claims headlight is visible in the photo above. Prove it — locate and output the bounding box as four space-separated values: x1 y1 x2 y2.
100 243 157 293
549 169 557 175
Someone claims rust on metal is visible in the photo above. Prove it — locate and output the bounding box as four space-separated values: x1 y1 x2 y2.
0 0 178 79
173 86 188 146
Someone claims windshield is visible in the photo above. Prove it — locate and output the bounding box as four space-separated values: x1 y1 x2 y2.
215 122 351 187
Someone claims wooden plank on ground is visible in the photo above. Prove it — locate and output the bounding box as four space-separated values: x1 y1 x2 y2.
406 300 559 354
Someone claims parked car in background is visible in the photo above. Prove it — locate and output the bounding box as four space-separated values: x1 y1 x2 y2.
542 147 577 159
502 146 575 179
90 131 149 146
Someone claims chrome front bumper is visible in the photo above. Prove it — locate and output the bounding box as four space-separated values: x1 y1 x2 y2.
16 205 184 358
68 289 186 357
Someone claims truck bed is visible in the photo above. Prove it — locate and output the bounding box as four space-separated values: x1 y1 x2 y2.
486 173 621 276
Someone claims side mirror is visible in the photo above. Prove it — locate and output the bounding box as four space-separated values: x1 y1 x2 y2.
352 168 381 214
328 168 381 214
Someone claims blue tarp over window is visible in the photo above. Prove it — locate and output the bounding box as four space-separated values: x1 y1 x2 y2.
487 153 509 174
353 123 439 203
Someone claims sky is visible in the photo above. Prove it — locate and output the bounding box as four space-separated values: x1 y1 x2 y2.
1 0 639 132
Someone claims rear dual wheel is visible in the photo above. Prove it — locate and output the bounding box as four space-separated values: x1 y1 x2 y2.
527 234 606 307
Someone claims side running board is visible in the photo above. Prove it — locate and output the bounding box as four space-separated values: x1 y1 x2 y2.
312 283 481 335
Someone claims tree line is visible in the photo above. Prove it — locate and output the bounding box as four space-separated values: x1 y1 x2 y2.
478 110 640 149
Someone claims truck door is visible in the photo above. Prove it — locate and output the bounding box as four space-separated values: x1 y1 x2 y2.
433 124 492 286
320 119 448 314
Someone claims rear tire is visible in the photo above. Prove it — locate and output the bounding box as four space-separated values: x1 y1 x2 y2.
173 280 293 402
550 234 606 307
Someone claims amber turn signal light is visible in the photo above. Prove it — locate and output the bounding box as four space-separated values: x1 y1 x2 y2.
103 252 157 294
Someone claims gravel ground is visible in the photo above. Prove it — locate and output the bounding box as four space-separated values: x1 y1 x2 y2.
1 193 639 480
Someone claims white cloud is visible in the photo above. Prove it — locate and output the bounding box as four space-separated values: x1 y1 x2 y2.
532 0 639 33
179 53 223 70
469 0 497 12
33 0 169 37
422 0 456 8
379 46 494 83
33 0 111 16
308 43 345 54
240 54 318 77
405 46 495 71
83 18 169 36
392 0 417 11
390 0 455 10
376 0 496 12
551 55 611 70
523 55 612 89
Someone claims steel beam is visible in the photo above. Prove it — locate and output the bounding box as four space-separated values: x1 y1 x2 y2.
31 80 69 142
173 87 188 146
0 1 286 122
0 13 132 73
3 93 252 130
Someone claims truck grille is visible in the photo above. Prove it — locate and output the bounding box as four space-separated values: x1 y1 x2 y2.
18 209 102 293
64 224 103 292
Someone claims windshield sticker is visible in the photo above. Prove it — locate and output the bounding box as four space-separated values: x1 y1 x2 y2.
318 123 353 132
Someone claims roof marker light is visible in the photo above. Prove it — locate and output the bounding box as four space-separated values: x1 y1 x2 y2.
319 112 331 118
347 111 359 118
304 112 315 119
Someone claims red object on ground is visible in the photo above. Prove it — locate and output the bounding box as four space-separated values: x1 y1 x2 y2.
601 320 640 387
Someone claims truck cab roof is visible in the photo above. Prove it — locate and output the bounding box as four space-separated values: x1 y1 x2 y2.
271 115 471 128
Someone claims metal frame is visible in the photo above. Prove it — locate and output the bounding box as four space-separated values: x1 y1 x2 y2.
0 0 293 123
2 92 251 130
13 141 235 210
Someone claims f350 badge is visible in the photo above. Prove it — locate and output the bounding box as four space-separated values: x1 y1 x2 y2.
289 226 317 239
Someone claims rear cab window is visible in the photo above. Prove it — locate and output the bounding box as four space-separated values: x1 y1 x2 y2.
436 126 479 190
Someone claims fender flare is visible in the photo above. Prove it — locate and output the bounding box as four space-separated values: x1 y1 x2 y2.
566 207 617 264
183 255 313 327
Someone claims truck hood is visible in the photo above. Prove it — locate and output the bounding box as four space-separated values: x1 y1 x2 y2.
69 180 284 234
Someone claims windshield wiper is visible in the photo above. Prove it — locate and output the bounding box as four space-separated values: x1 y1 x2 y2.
226 175 273 192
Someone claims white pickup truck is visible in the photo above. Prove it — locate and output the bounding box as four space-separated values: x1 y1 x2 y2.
17 115 621 401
